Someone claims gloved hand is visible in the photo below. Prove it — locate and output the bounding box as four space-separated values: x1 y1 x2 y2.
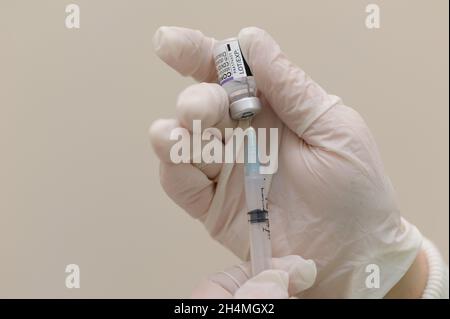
149 26 423 298
191 255 316 299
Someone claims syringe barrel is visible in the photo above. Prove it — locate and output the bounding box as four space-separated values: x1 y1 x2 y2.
249 220 272 275
245 174 272 275
244 175 265 211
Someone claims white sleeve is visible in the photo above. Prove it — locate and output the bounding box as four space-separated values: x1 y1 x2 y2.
421 238 449 299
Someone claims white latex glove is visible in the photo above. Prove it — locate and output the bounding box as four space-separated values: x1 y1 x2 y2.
191 255 316 299
149 26 423 298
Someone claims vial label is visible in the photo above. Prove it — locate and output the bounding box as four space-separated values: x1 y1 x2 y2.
214 39 252 85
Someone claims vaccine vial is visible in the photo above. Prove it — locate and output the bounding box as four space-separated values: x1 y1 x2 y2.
213 38 261 120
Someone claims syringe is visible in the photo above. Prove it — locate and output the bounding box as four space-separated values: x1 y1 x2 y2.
245 127 272 276
213 37 272 276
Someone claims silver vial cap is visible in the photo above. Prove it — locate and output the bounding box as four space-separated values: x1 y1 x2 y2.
229 96 262 120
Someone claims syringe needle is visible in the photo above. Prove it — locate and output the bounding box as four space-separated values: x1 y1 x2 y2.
244 127 272 276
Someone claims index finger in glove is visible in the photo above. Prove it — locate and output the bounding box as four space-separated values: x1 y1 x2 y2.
153 26 217 83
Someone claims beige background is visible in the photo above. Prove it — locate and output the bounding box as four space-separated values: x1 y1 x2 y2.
0 0 448 298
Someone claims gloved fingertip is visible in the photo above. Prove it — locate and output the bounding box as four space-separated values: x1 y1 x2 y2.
152 26 189 64
148 118 179 158
237 27 265 61
152 26 170 55
290 258 317 294
149 118 173 141
234 269 289 299
176 83 228 130
259 269 289 287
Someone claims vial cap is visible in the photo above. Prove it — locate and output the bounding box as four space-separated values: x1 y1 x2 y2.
229 96 262 120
